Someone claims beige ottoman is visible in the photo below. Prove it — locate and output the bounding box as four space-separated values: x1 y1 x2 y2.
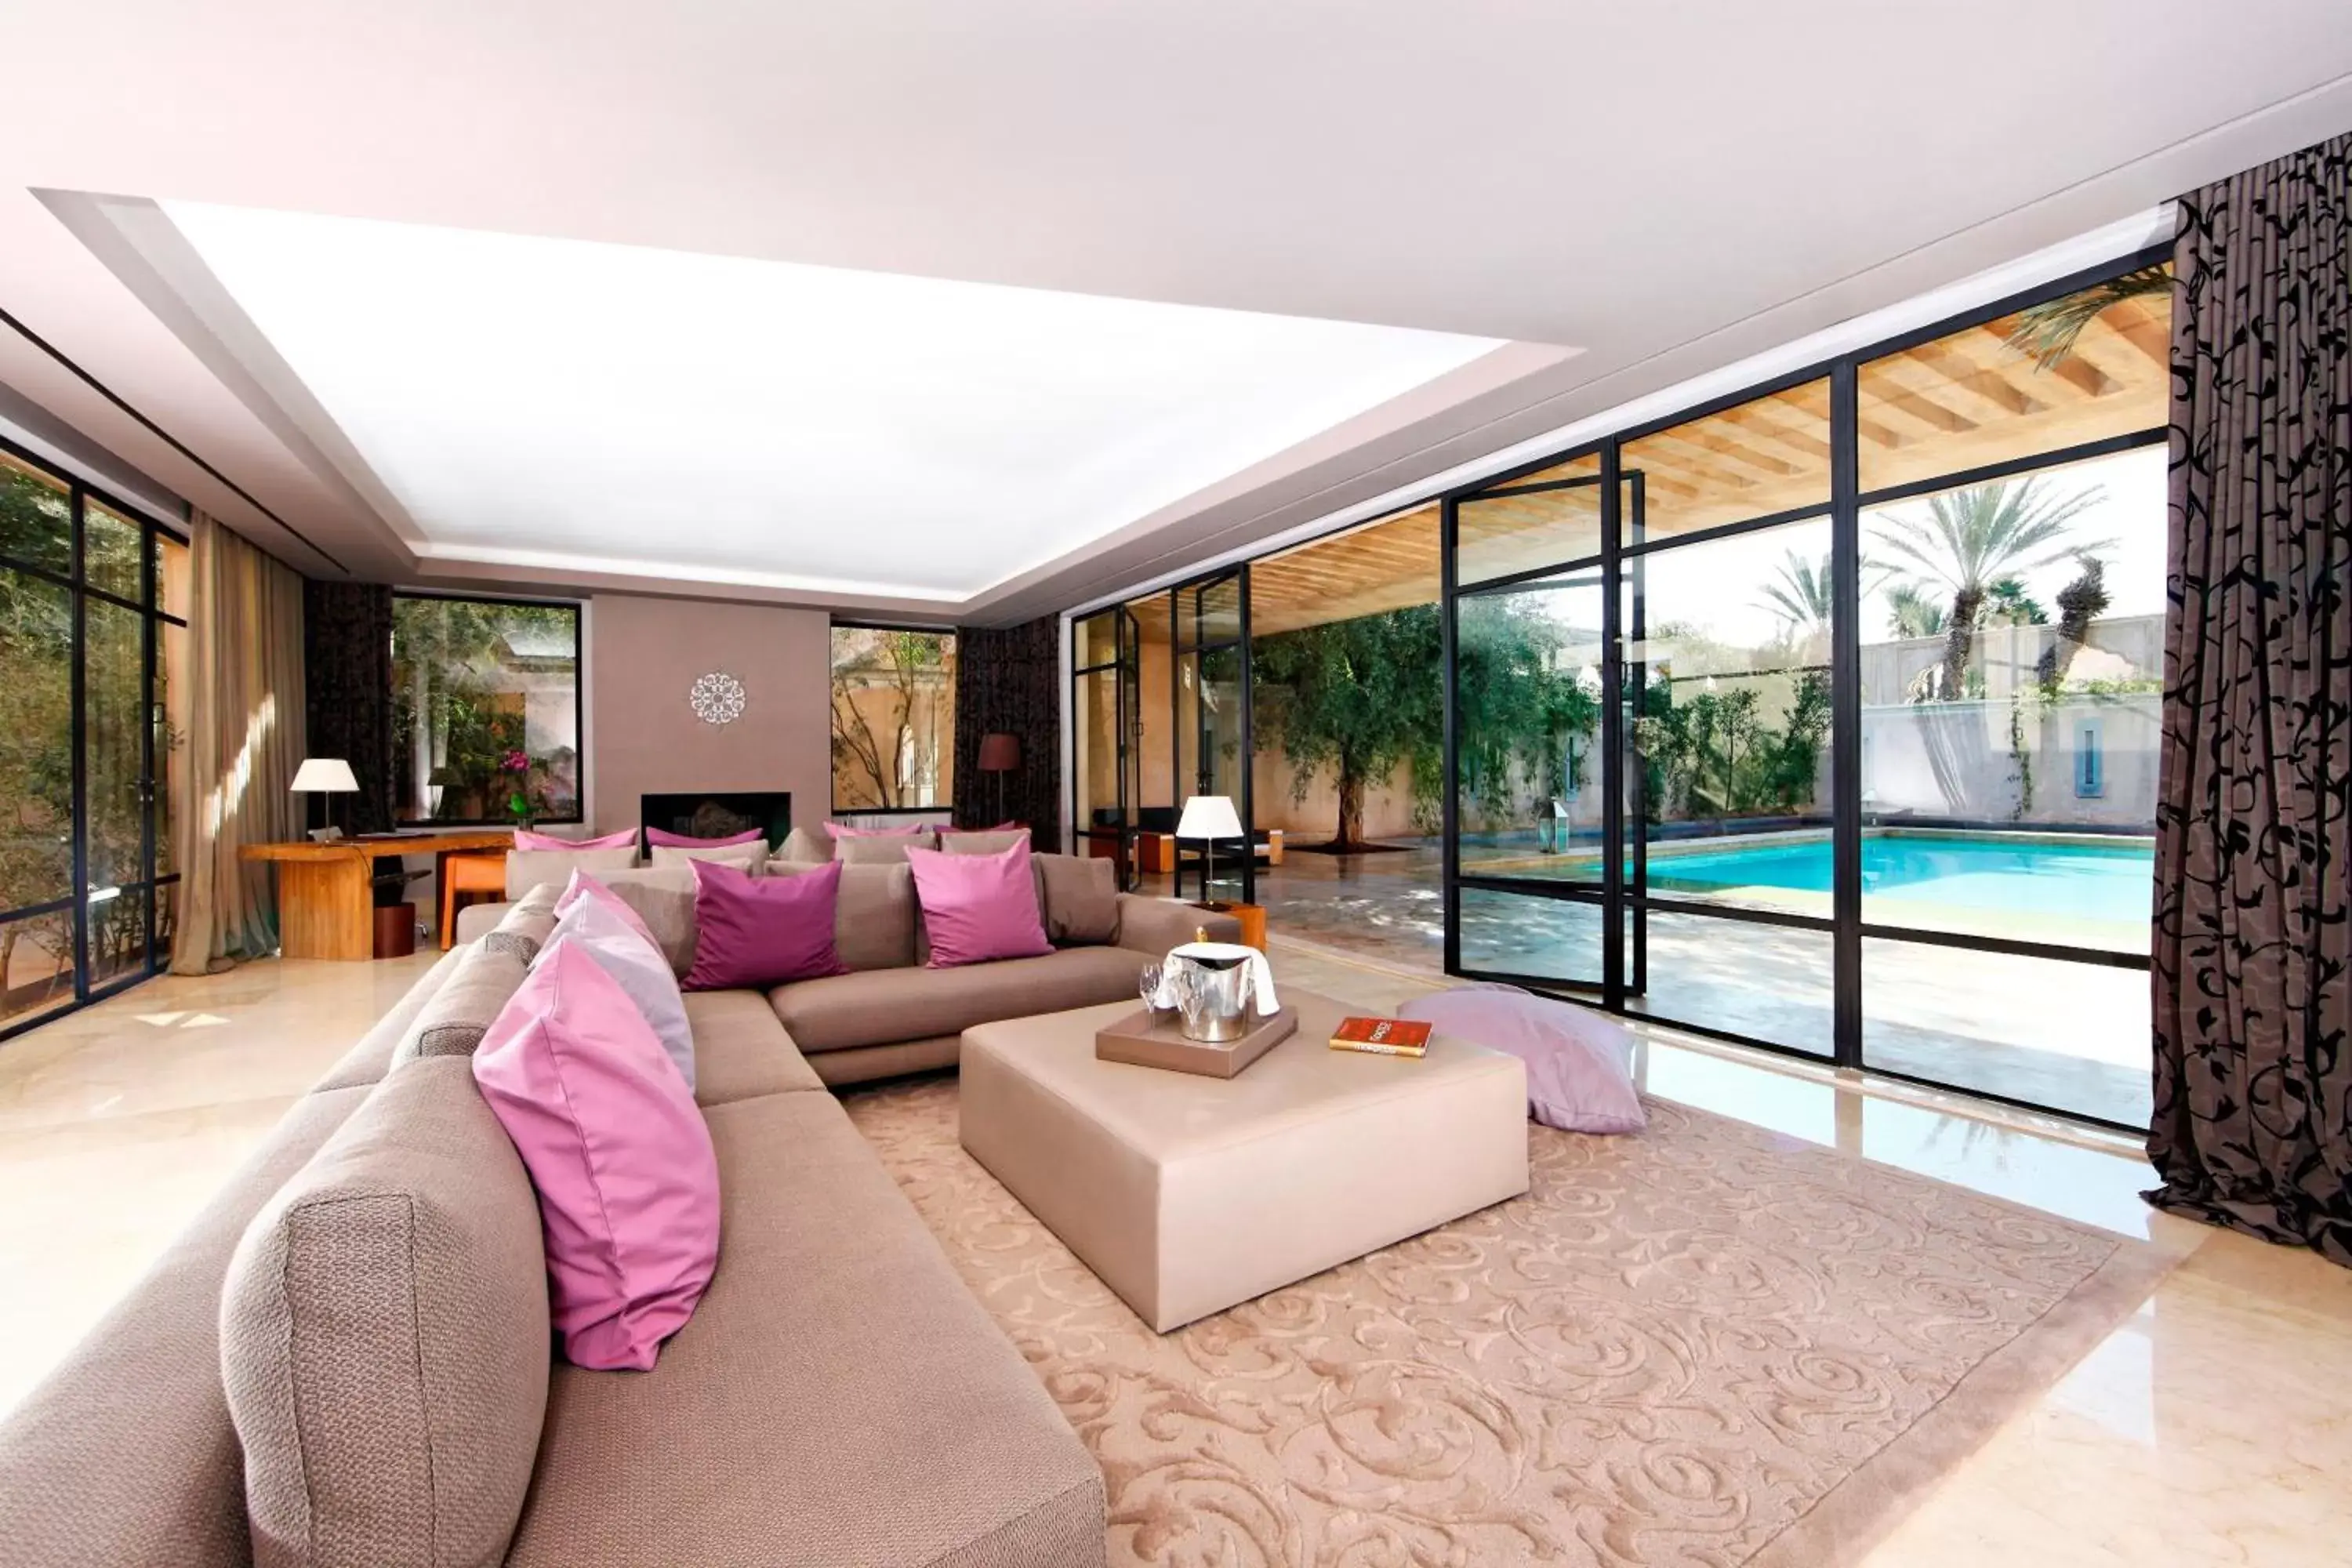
960 990 1530 1332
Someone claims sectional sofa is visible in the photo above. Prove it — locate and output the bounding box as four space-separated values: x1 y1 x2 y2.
0 852 1237 1568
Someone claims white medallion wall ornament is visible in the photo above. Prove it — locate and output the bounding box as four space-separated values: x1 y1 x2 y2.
688 671 747 726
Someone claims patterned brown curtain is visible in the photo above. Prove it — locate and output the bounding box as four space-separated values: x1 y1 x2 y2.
953 616 1062 852
2147 132 2352 1264
303 580 396 835
169 513 307 973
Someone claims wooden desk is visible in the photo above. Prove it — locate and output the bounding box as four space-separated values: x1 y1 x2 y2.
241 832 512 960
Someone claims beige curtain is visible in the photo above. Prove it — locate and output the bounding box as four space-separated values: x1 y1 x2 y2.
169 511 307 974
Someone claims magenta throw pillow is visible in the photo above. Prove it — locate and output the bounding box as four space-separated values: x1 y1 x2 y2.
554 869 659 952
682 858 848 990
826 820 928 837
1396 984 1646 1135
514 827 637 851
472 942 720 1370
904 841 1051 968
644 826 765 848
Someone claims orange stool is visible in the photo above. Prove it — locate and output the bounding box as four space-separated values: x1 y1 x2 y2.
439 851 509 949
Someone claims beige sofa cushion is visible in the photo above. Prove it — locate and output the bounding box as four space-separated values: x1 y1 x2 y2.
504 846 637 901
308 946 464 1093
581 865 699 975
648 842 766 873
482 884 561 965
767 859 916 972
1037 852 1120 944
0 1086 368 1568
683 990 826 1104
220 1057 549 1568
388 942 530 1067
939 828 1030 855
503 1091 1103 1568
832 832 934 864
779 826 830 863
769 945 1149 1055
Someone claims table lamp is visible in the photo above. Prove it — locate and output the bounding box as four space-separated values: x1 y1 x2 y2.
292 757 360 841
1176 793 1241 906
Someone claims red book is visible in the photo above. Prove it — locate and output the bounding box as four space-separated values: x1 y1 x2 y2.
1329 1016 1432 1057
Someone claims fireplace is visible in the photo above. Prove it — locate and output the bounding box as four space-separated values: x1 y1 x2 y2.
639 791 792 851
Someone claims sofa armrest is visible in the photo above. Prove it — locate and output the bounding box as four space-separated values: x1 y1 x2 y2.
452 900 513 945
1115 894 1238 956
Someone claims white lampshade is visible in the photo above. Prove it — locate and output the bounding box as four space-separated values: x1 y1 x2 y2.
1176 794 1242 840
290 757 360 794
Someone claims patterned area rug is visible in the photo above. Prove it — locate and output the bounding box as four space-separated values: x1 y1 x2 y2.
841 1079 2176 1568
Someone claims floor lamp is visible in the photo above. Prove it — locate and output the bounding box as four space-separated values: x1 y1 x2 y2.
978 732 1020 824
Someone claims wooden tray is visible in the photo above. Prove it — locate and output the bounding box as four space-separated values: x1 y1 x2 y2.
1094 1005 1298 1079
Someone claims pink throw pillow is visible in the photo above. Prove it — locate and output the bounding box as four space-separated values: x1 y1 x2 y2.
1396 984 1646 1135
554 869 659 952
514 827 638 851
644 826 765 848
682 858 848 990
472 942 720 1370
905 841 1051 968
826 820 928 837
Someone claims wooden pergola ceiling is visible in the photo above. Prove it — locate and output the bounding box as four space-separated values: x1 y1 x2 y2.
1128 289 2167 641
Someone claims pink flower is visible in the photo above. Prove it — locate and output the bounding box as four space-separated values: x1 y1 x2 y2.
503 750 530 773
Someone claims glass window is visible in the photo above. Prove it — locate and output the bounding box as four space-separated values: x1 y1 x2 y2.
0 451 71 576
1620 379 1832 540
828 626 956 811
1863 936 2151 1126
1074 609 1121 669
1459 886 1605 988
83 499 144 602
1631 517 1835 917
1858 444 2160 953
0 908 75 1029
1457 456 1601 586
1624 909 1835 1059
1857 268 2169 493
83 597 147 895
392 596 583 825
1250 507 1443 855
1455 571 1609 880
0 568 74 914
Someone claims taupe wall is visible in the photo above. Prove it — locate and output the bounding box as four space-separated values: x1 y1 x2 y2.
588 593 833 837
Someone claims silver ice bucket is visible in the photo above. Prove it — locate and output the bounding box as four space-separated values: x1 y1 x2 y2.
1169 946 1255 1042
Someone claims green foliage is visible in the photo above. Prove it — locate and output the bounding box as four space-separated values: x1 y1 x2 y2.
1635 670 1830 818
393 598 579 823
2002 266 2169 369
2036 555 2111 695
1886 583 1946 639
1875 477 2107 700
1250 604 1443 847
1454 597 1602 831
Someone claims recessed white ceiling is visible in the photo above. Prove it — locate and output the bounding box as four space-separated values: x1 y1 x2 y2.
0 2 2347 616
162 201 1508 599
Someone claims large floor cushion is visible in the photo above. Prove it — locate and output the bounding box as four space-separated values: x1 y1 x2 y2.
961 992 1531 1332
768 946 1149 1056
681 990 826 1104
504 1091 1105 1568
0 1085 369 1568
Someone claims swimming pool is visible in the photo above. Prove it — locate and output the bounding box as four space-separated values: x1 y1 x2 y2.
1645 832 2154 926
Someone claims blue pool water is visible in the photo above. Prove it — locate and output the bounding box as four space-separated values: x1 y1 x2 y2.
1646 833 2154 925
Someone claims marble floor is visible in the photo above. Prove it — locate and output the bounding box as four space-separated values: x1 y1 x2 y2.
2 942 2347 1564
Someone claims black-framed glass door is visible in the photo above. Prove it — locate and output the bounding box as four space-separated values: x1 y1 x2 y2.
1172 568 1253 906
1070 604 1142 884
1440 248 2173 1130
2 441 185 1041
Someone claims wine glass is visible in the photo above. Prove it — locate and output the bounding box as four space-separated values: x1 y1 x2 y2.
1138 962 1163 1020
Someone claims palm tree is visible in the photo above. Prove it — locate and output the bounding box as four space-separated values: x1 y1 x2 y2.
2002 266 2168 368
1886 583 1945 640
1759 550 1834 630
1872 477 2108 700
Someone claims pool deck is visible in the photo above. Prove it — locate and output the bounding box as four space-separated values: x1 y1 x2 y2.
1167 835 2153 1127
